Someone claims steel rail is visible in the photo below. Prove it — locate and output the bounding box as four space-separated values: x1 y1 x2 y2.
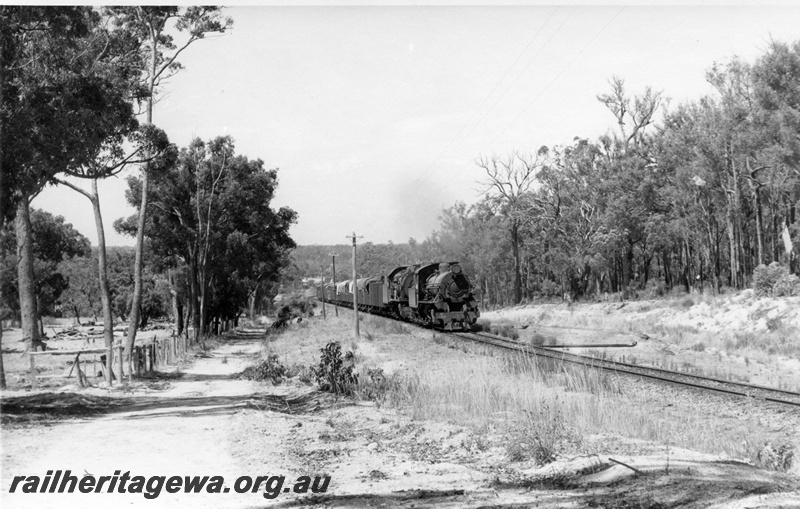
455 331 800 408
535 336 800 397
317 294 800 407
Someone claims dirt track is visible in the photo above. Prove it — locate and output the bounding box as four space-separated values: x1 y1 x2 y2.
2 326 799 508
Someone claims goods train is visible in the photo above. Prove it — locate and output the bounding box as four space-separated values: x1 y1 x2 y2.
317 261 480 331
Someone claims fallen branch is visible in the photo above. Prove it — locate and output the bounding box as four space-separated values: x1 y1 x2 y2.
609 458 646 476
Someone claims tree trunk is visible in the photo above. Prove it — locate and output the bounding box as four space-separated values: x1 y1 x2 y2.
621 243 634 298
752 183 764 267
125 20 160 377
511 222 521 304
0 321 5 389
169 268 184 337
174 291 184 337
0 263 6 389
0 40 6 388
190 258 200 342
15 199 43 350
90 180 115 384
199 274 207 338
123 161 149 378
726 205 738 288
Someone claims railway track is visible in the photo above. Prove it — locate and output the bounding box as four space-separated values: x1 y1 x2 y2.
452 331 800 408
320 296 800 408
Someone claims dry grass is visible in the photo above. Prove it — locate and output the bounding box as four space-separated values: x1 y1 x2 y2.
488 293 800 393
383 351 785 466
265 311 795 469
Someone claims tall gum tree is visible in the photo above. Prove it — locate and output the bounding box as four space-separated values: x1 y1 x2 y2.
106 6 232 367
116 136 296 339
596 77 663 297
54 124 173 382
1 7 144 367
476 149 546 304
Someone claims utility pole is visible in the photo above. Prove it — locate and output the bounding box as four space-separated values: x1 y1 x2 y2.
329 251 339 317
346 232 362 339
320 265 326 320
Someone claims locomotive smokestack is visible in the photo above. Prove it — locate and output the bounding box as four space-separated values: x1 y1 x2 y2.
439 262 450 273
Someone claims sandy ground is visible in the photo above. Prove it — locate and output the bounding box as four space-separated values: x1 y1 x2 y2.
2 321 799 508
482 293 800 393
2 333 274 508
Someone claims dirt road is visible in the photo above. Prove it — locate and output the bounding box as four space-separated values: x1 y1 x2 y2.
2 330 283 508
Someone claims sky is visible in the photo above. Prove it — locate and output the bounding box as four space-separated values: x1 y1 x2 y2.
34 2 800 247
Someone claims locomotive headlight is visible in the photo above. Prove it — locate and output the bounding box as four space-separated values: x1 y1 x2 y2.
451 264 462 274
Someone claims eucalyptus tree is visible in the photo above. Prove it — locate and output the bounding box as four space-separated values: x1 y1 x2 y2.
0 7 147 367
595 77 663 296
751 40 800 270
54 124 172 381
525 138 610 298
476 149 547 304
106 6 232 365
58 255 101 325
1 210 91 329
117 136 296 339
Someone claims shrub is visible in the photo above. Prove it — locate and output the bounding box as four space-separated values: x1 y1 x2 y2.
641 279 667 299
286 363 315 385
766 317 783 332
506 402 570 465
491 324 519 340
528 332 555 346
753 263 800 297
272 297 316 330
315 341 358 396
669 286 688 297
239 354 287 384
357 367 397 406
755 442 796 472
774 274 800 297
540 280 561 298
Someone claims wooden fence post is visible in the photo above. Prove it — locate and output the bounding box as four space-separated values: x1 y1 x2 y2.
74 353 86 388
117 345 124 384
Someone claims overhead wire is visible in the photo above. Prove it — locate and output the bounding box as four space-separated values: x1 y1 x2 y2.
440 7 560 154
478 6 627 156
416 6 561 179
460 5 578 150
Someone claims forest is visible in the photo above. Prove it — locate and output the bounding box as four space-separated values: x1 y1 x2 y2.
290 42 800 308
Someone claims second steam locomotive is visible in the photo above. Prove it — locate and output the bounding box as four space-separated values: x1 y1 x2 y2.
317 261 480 331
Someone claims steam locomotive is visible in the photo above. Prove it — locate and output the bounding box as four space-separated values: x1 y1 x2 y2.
317 261 480 331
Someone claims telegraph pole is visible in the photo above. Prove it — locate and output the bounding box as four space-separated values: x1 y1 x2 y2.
346 232 362 338
329 251 339 317
320 265 326 320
